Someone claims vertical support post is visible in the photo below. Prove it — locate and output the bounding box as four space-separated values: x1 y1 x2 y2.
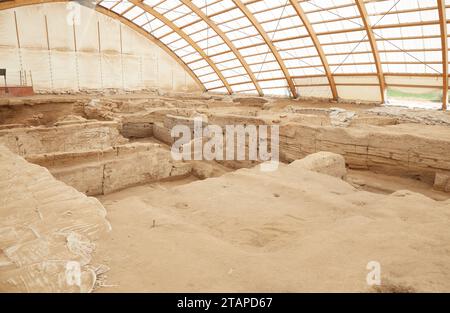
14 11 24 75
120 23 124 90
44 15 50 50
44 15 54 90
73 18 80 91
289 0 338 100
438 0 448 111
13 11 20 48
97 20 103 89
355 0 386 104
129 0 232 94
232 0 297 98
181 0 263 96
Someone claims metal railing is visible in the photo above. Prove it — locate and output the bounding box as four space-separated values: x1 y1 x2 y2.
0 70 34 88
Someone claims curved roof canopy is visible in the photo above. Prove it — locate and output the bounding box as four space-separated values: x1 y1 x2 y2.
1 0 449 105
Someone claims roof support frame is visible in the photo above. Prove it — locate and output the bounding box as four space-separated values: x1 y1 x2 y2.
2 0 448 102
438 0 448 111
355 0 386 104
289 0 338 100
128 0 232 94
180 0 263 96
232 0 298 98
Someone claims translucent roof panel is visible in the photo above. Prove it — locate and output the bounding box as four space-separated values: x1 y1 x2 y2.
298 0 376 74
93 0 449 98
365 0 443 74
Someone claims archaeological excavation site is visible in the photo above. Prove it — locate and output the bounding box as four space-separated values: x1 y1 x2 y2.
1 0 450 295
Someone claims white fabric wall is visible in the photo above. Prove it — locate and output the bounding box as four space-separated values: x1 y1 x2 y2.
0 3 200 92
334 75 383 103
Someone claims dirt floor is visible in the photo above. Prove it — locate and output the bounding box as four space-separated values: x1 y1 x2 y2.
93 167 450 292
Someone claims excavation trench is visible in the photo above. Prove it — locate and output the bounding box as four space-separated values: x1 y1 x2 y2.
2 94 450 292
2 94 450 195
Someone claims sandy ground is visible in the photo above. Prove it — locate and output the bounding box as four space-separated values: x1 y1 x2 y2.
93 165 450 293
347 170 450 201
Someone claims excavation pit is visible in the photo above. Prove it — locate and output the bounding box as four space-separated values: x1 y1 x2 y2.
1 93 450 293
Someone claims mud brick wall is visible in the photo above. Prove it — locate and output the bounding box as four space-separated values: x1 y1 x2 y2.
27 143 192 195
280 123 450 184
0 121 127 156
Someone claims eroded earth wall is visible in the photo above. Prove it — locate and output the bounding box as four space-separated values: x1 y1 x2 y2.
27 143 192 195
0 145 111 292
0 121 127 156
279 123 450 185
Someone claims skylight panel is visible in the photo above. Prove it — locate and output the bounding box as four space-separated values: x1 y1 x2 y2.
203 43 230 55
246 53 276 65
111 1 133 14
155 26 177 39
239 44 270 56
165 37 188 50
196 0 235 15
190 29 221 43
173 13 198 27
253 6 295 24
154 0 181 12
99 1 117 9
193 66 215 76
221 68 247 77
189 58 209 70
143 0 165 7
215 58 241 69
259 79 287 89
234 35 267 48
284 58 321 68
199 72 220 83
183 21 208 34
197 36 224 48
250 61 281 73
163 8 190 21
227 75 251 85
225 28 259 41
232 83 255 92
143 18 165 31
123 6 145 20
210 51 236 63
203 80 224 89
133 13 152 27
256 70 284 80
181 53 203 64
177 46 198 57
